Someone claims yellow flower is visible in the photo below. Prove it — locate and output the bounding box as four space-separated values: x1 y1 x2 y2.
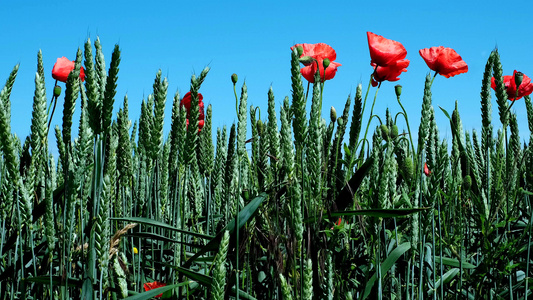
133 247 138 254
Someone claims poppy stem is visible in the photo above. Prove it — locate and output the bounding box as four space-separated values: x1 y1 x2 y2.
359 83 381 159
305 81 310 101
396 94 416 157
233 82 239 116
430 71 438 87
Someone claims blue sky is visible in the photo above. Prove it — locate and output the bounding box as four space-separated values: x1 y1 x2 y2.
2 0 532 152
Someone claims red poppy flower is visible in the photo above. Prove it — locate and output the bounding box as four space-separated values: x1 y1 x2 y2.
143 281 167 298
424 163 431 177
371 61 409 87
180 92 205 131
367 32 408 67
367 32 409 86
290 43 341 83
491 70 533 101
419 46 468 78
51 57 85 83
180 92 205 119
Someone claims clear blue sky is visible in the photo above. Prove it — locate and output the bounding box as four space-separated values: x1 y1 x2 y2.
2 0 532 152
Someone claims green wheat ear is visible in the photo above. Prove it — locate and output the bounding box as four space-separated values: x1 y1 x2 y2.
199 104 214 178
62 48 82 157
417 74 432 160
151 70 167 159
224 124 237 220
290 48 307 177
491 50 509 126
210 230 230 300
306 78 323 207
1 63 19 122
236 81 248 206
0 65 26 221
279 273 294 300
481 52 494 154
213 126 228 219
103 44 121 135
302 258 313 300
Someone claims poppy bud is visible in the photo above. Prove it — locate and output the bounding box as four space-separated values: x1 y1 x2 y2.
323 58 330 69
337 118 344 127
402 157 413 181
515 71 524 88
380 124 389 140
231 73 238 85
391 124 399 138
330 106 337 122
395 85 402 97
463 175 472 191
296 45 304 56
299 56 315 65
53 85 61 97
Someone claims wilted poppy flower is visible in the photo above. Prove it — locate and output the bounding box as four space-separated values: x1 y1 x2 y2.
291 43 341 83
419 46 468 78
491 70 533 101
144 281 166 298
367 32 409 86
180 92 205 131
51 57 85 83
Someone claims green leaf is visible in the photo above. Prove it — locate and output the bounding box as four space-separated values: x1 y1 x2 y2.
334 157 373 211
434 256 476 269
124 282 190 300
362 242 411 299
429 268 459 295
230 287 258 299
174 266 212 286
183 192 268 268
305 208 428 223
112 216 214 240
23 276 81 287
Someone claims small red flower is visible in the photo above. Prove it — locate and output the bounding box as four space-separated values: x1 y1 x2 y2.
367 32 409 86
180 92 205 131
291 43 341 83
419 46 468 78
491 70 533 101
51 57 85 83
143 281 166 298
424 163 431 177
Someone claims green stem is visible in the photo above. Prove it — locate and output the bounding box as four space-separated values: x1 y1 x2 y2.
233 83 239 116
359 82 382 158
396 95 416 156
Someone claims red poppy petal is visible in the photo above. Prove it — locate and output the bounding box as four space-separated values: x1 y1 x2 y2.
312 43 337 61
300 65 317 83
419 46 468 78
324 61 341 81
367 32 407 67
52 57 85 83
